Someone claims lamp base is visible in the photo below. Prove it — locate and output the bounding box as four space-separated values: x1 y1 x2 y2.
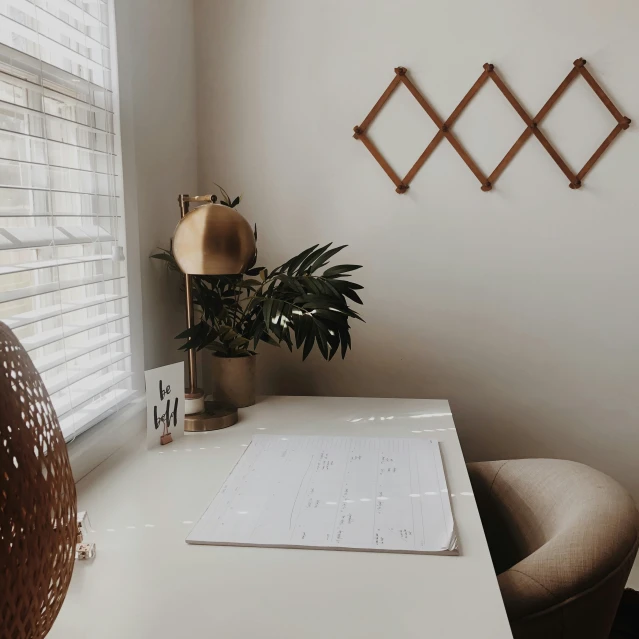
185 389 205 415
184 400 238 432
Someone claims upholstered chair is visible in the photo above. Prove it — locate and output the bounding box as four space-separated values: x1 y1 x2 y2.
468 459 639 639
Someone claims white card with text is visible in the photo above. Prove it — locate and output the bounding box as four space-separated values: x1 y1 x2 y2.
144 362 185 448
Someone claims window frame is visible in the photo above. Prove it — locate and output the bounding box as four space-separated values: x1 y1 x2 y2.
0 0 146 448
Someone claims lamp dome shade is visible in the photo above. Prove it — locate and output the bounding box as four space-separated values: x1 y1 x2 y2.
172 203 256 275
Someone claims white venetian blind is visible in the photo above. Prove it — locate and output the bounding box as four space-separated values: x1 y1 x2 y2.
0 0 135 440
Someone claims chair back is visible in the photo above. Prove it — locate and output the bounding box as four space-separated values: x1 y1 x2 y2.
469 459 639 639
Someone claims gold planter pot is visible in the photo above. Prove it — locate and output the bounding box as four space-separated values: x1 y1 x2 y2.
211 354 256 408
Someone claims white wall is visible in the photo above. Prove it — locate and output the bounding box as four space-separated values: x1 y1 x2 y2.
66 0 198 486
193 0 639 505
115 0 198 371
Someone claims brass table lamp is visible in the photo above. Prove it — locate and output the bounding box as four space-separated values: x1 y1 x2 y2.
173 194 256 431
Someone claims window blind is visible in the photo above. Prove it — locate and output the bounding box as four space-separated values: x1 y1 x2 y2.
0 0 135 440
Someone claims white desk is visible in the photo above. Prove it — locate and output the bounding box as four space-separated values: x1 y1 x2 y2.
49 396 513 639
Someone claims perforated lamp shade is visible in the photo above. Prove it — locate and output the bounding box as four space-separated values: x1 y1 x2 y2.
172 203 256 276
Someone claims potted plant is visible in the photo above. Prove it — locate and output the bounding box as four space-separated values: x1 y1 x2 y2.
151 187 364 407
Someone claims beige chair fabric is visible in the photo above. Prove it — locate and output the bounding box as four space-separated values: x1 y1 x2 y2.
468 459 639 639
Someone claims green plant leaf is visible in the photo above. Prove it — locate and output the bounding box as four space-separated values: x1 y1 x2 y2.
302 333 315 360
178 320 210 351
298 243 332 275
150 252 174 263
281 327 293 351
156 230 363 361
322 264 363 278
303 277 321 295
175 323 202 340
294 313 311 349
311 309 349 324
259 331 279 347
205 342 228 354
307 245 347 273
336 280 364 291
316 329 329 359
273 274 305 294
229 336 250 348
341 287 363 304
298 295 342 309
280 244 319 275
338 326 349 358
236 279 262 290
262 298 274 326
214 183 232 205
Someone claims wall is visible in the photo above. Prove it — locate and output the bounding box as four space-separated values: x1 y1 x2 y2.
193 0 639 502
66 0 198 484
114 0 198 372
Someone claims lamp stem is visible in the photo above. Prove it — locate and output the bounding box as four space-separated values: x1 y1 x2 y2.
178 194 198 394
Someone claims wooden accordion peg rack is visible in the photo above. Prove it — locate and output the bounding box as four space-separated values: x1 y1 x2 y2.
353 59 631 194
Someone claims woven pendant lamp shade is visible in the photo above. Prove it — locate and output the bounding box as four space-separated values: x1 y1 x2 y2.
0 321 77 638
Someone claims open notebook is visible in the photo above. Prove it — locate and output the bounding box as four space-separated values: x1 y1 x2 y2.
187 435 458 555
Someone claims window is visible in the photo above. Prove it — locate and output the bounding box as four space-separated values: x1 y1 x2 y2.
0 0 136 440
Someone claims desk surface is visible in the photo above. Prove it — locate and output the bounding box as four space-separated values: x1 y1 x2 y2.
49 396 513 639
